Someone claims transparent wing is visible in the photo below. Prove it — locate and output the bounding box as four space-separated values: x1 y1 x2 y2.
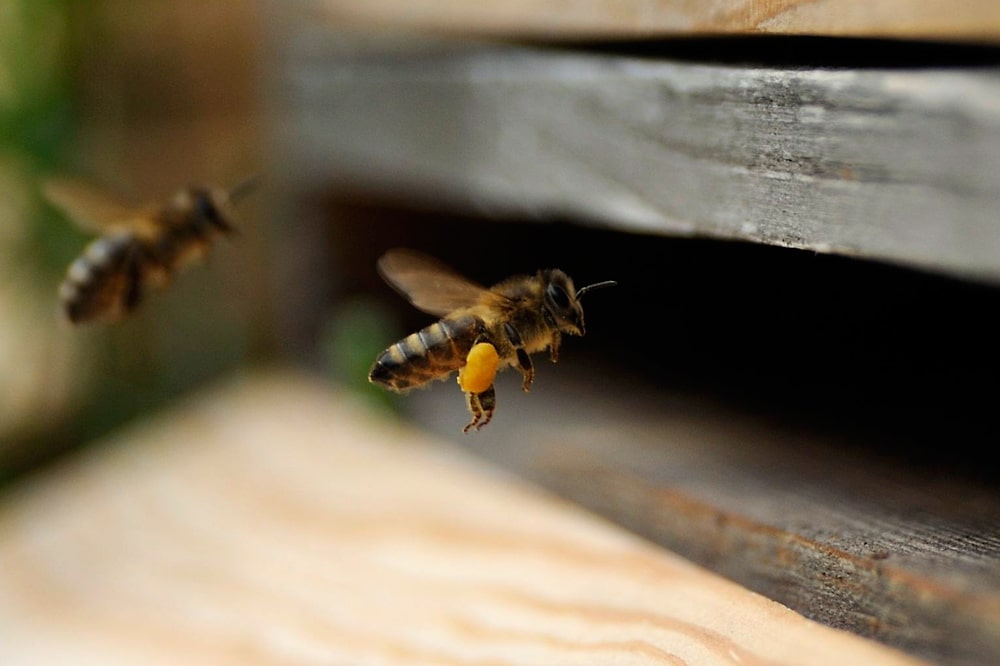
377 248 488 316
41 177 147 234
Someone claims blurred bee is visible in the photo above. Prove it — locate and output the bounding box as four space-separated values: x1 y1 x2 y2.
43 175 256 324
369 248 616 431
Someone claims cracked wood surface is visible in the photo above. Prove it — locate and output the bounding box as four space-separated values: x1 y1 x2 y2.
277 41 1000 284
308 0 1000 42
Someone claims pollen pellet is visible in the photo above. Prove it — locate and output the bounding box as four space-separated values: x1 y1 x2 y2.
458 342 499 394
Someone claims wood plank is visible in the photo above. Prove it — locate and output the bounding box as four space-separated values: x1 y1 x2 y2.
275 41 1000 284
0 371 926 665
399 365 1000 666
309 0 1000 42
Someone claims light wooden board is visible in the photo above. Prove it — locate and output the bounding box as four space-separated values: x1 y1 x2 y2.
275 40 1000 284
0 371 926 665
308 0 1000 42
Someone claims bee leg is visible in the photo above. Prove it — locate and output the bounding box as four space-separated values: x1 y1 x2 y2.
122 244 145 314
463 392 481 432
548 331 563 364
515 348 534 392
503 322 534 392
462 385 496 432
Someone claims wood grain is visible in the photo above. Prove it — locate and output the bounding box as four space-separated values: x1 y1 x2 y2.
312 0 1000 42
0 371 927 665
402 365 1000 666
277 42 1000 284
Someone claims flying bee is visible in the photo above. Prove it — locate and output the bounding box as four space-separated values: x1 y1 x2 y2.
43 175 256 324
369 248 616 431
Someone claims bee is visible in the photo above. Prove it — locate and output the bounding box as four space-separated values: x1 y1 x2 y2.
43 175 256 324
369 248 616 431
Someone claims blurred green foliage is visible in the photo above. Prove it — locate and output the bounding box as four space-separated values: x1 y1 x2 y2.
0 0 74 162
0 0 81 273
0 0 80 473
321 296 401 417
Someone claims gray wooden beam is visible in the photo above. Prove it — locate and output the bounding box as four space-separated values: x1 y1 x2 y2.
403 368 1000 666
276 36 1000 283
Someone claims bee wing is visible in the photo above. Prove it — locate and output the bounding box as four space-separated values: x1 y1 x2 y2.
41 177 148 234
377 248 488 316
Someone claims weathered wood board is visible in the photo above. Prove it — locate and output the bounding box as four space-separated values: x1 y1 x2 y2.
0 372 928 665
274 38 1000 284
401 365 1000 666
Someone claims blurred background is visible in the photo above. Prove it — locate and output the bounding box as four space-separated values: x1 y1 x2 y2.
0 1 272 479
3 6 997 663
3 0 999 488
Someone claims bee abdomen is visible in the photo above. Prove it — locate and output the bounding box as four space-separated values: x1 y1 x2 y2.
60 233 142 323
369 314 479 392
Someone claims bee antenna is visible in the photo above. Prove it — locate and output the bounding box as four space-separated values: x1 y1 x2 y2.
227 174 259 203
576 280 617 299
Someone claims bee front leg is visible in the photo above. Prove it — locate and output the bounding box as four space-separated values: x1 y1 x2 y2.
548 331 563 364
515 348 534 392
463 385 496 432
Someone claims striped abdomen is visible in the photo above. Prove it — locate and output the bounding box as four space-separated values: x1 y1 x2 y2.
59 232 144 323
369 313 482 392
60 218 217 324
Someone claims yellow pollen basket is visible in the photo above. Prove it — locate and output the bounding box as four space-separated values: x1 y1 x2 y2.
458 342 500 394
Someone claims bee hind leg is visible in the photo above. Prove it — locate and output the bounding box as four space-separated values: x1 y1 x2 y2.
463 385 496 432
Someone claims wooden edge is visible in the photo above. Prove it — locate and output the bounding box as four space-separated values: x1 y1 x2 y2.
278 44 1000 285
0 370 927 665
402 365 1000 666
310 0 1000 42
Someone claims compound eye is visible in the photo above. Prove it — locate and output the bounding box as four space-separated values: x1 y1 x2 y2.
195 192 219 222
546 282 571 311
192 190 233 233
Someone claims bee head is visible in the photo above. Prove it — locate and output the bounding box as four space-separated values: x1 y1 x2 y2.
541 270 617 337
188 188 235 235
541 270 586 336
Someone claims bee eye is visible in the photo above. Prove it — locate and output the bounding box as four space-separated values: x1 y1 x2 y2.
192 190 232 233
195 193 219 221
546 282 571 311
